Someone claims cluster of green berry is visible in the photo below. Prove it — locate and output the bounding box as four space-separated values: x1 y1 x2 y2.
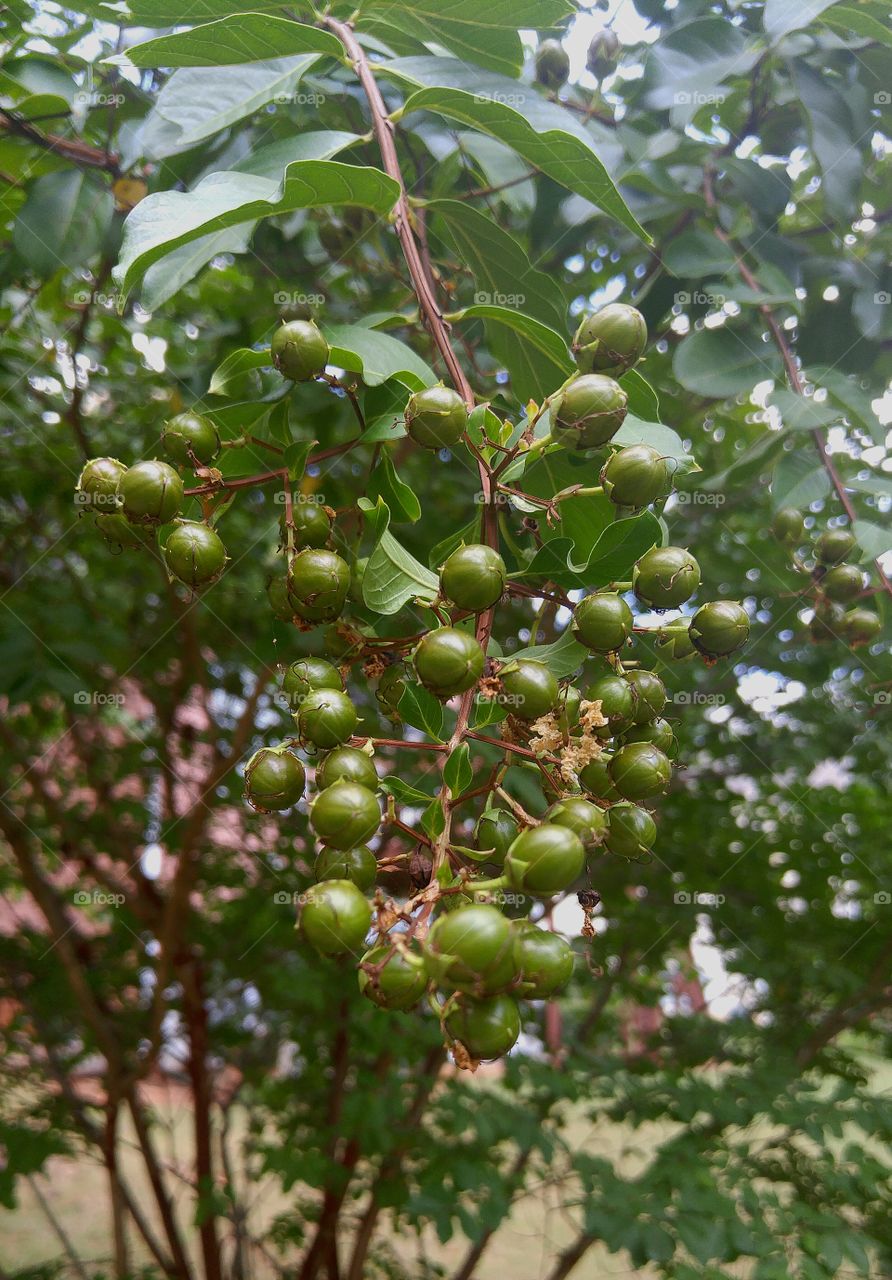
771 509 880 648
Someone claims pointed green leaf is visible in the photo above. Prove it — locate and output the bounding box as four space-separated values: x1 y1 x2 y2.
111 15 342 67
357 498 440 614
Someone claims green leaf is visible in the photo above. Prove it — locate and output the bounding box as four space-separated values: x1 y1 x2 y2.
381 775 439 806
663 230 737 278
141 224 255 311
454 303 572 397
771 452 831 510
429 517 481 570
853 520 891 562
673 326 782 398
208 347 270 396
793 64 863 221
396 683 445 741
357 497 440 614
821 3 892 45
382 59 649 243
769 388 842 431
112 16 342 67
510 627 588 679
444 743 473 798
367 449 422 523
764 0 837 38
232 131 362 179
809 366 885 444
523 512 661 589
613 415 695 472
284 438 316 482
642 18 759 114
621 370 661 421
422 798 447 840
324 324 435 389
114 161 400 302
126 0 294 20
13 171 113 277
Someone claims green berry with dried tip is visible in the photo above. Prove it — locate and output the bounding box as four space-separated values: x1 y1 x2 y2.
605 802 656 859
586 674 635 735
601 443 672 509
440 544 506 611
244 746 305 812
359 944 428 1010
300 880 371 956
271 319 329 382
316 746 377 792
283 657 343 709
315 845 377 892
815 527 856 566
76 457 126 513
424 904 516 995
821 564 864 603
689 601 749 658
625 669 667 724
161 411 219 467
297 689 358 749
309 780 380 849
405 385 468 450
414 627 484 697
545 797 607 850
841 608 881 647
500 660 559 720
445 994 521 1060
287 548 350 622
572 303 647 378
117 460 183 527
281 501 331 550
553 375 628 450
505 823 585 895
474 809 518 865
578 754 620 801
574 592 633 653
609 742 671 801
95 513 152 551
772 507 804 544
164 521 227 588
587 27 619 78
633 546 700 609
376 663 407 716
535 38 570 88
267 575 293 621
513 926 574 998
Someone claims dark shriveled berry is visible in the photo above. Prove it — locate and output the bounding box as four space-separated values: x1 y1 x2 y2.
535 38 570 88
601 443 671 509
445 994 521 1060
609 742 671 801
633 546 700 609
297 689 358 749
414 628 484 697
505 823 585 895
244 746 305 812
440 544 506 611
553 375 628 451
287 548 350 622
315 845 377 891
300 880 371 956
118 460 183 526
359 944 428 1010
815 527 856 566
574 592 633 653
500 660 559 720
513 926 574 998
309 780 380 849
690 601 749 658
164 521 227 588
405 385 468 450
161 412 219 467
271 319 329 382
572 304 647 378
316 746 377 792
605 802 656 859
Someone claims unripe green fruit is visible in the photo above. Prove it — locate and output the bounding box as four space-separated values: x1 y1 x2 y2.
414 627 484 697
287 548 350 622
625 669 667 724
244 746 305 812
95 513 151 551
809 602 844 644
359 944 428 1010
574 592 633 653
586 674 635 733
270 319 329 382
815 527 856 566
505 823 585 895
445 994 521 1060
309 780 380 849
621 717 675 755
405 385 468 450
608 742 671 801
657 618 696 661
841 607 882 647
605 802 656 859
689 601 749 658
76 457 126 512
553 375 628 451
161 412 219 467
474 809 518 865
440 544 506 611
281 501 332 550
267 576 293 621
587 27 619 78
300 880 371 956
633 546 700 610
164 521 227 588
283 658 343 709
572 304 647 378
316 746 377 792
545 797 607 850
500 660 559 721
601 444 671 509
315 845 377 891
772 507 804 544
425 904 516 995
578 754 619 801
118 460 183 526
821 564 864 603
557 684 582 734
535 38 570 88
376 663 406 715
513 926 574 998
297 689 358 749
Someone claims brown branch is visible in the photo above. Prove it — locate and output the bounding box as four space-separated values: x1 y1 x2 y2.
181 958 223 1280
0 109 119 172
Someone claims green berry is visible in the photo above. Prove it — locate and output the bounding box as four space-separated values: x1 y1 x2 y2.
815 527 856 566
161 411 219 467
689 601 749 658
315 845 377 891
625 669 667 724
474 809 518 865
282 658 343 710
414 628 485 697
376 663 407 715
601 444 671 509
545 797 607 850
841 607 882 647
608 742 671 801
621 717 675 755
557 684 582 732
316 746 377 792
605 802 656 859
309 780 380 849
657 619 697 661
445 994 521 1060
118 460 183 527
809 602 845 644
359 944 428 1010
164 521 227 588
271 319 329 382
500 660 559 721
574 592 633 653
287 548 350 623
405 385 468 450
297 689 358 749
513 926 574 998
572 304 647 377
76 457 126 513
633 546 700 610
244 746 305 812
821 564 864 603
535 38 570 88
578 754 620 801
425 904 516 995
504 823 585 895
95 512 151 551
553 375 628 451
772 507 804 544
586 674 635 734
587 28 619 78
300 880 371 956
440 544 506 611
281 500 332 551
